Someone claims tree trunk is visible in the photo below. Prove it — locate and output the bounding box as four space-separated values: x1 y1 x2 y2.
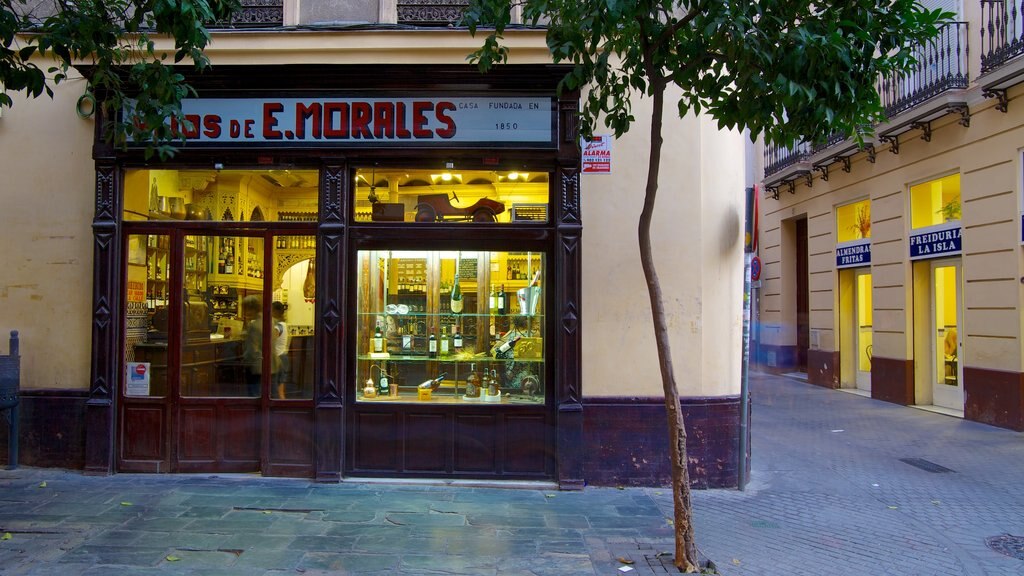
639 79 699 572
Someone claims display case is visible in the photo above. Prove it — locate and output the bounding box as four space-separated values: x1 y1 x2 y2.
356 250 545 404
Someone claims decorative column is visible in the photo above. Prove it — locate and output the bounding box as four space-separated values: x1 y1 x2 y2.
315 163 347 481
556 95 584 489
85 162 121 475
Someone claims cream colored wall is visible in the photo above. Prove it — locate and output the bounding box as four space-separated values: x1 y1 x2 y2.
759 89 1024 376
582 84 746 397
0 70 95 390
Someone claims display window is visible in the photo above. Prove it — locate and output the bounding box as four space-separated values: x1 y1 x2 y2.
352 167 549 224
910 173 961 229
836 199 871 242
355 249 545 404
123 168 319 222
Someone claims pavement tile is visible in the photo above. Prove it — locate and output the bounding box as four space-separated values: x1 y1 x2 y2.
2 372 1024 574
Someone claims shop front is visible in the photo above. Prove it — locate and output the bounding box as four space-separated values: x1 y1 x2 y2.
86 65 584 485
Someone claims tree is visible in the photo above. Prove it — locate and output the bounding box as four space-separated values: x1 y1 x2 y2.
1 0 239 158
464 1 950 571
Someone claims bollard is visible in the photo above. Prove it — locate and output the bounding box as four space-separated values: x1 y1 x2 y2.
0 330 20 470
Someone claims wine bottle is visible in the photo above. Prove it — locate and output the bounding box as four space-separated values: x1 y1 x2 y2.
497 285 506 314
440 326 449 356
428 333 437 358
373 325 384 353
453 327 463 350
450 274 464 314
418 372 447 391
495 334 522 356
489 285 497 311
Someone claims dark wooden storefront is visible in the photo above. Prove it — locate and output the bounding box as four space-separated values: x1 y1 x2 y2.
84 65 585 487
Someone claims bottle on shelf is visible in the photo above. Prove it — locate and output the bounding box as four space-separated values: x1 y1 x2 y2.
450 273 464 314
418 372 447 391
465 364 480 398
453 326 463 350
373 324 384 354
440 326 450 356
428 333 437 358
489 285 497 311
494 334 522 358
488 369 499 396
497 285 506 314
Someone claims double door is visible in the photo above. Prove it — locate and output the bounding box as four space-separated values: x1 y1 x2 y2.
118 230 316 475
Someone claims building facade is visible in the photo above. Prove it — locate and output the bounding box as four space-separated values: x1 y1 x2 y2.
0 1 748 487
758 0 1024 430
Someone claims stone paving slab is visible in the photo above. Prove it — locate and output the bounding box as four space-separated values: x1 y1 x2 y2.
1 372 1024 574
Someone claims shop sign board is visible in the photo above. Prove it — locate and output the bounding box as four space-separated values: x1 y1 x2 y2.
581 135 612 173
132 96 556 147
836 239 871 269
125 362 151 396
909 222 962 260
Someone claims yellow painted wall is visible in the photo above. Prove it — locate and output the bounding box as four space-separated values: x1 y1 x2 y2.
582 83 746 397
1 33 745 400
759 87 1024 376
0 68 95 390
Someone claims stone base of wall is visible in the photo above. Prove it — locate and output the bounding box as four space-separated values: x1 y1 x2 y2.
807 349 839 388
871 356 914 405
965 367 1024 431
0 390 88 469
583 396 743 489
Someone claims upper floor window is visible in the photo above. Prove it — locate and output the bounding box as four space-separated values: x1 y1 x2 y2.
910 173 961 229
836 199 871 242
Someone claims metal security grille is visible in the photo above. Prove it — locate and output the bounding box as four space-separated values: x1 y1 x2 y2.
397 0 469 26
899 457 955 473
214 0 284 28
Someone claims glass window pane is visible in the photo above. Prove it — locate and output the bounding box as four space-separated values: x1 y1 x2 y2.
352 168 549 224
124 234 169 398
836 199 870 243
272 236 316 400
356 250 545 404
185 234 265 398
910 174 960 229
123 169 319 222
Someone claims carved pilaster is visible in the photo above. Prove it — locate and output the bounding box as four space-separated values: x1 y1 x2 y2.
85 163 121 475
555 164 583 489
315 163 346 482
557 168 581 226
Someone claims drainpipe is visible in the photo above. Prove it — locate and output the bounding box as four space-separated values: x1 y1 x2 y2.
738 132 755 491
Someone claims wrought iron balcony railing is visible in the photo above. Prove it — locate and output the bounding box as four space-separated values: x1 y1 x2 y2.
764 140 813 176
765 22 970 179
981 0 1024 74
212 0 283 28
875 21 969 118
398 0 470 26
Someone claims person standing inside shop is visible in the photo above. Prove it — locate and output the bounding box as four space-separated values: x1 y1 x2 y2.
272 301 290 399
242 296 263 397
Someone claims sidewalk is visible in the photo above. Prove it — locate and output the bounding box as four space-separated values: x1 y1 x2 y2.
0 371 1022 575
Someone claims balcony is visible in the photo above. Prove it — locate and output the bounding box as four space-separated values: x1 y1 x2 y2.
764 22 970 190
875 22 969 118
212 0 283 28
981 0 1024 74
397 0 470 26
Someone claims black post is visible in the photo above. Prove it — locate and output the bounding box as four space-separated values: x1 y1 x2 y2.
1 330 20 470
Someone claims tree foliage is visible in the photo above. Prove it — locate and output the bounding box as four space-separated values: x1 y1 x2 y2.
466 0 951 147
1 0 239 158
464 0 952 571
